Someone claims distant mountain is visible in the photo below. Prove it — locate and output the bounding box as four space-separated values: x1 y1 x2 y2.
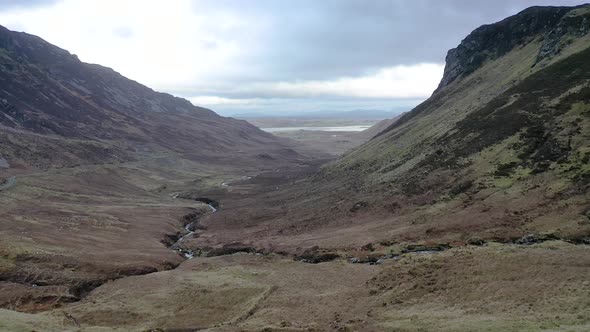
0 25 303 169
233 108 408 120
359 112 405 139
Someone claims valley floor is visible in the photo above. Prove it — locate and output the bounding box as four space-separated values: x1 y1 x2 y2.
270 129 368 156
1 157 589 331
2 243 590 331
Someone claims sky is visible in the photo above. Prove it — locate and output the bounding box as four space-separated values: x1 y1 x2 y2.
0 0 586 117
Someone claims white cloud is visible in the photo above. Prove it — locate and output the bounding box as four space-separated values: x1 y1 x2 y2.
189 96 262 106
0 1 444 115
188 63 443 105
0 0 260 88
236 63 444 99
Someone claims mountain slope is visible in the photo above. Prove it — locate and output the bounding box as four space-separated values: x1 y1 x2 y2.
0 25 303 169
0 25 311 312
317 4 590 242
194 5 590 251
359 113 404 139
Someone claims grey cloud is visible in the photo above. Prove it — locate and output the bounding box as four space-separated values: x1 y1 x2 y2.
3 0 586 115
192 0 587 82
211 97 423 117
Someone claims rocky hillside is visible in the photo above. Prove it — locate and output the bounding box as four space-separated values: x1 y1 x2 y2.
207 4 590 250
318 4 590 242
0 25 302 169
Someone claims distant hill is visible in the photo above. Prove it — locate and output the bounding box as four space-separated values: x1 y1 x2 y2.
359 113 405 139
233 108 408 120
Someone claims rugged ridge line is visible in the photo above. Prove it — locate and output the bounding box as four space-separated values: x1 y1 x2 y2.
436 5 589 91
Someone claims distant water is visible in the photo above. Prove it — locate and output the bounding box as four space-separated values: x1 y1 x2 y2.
262 125 371 133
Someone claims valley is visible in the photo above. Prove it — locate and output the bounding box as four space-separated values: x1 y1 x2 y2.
251 117 402 156
1 3 590 332
2 162 589 331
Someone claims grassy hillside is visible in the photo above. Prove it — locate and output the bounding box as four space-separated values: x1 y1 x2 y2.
192 5 590 251
0 25 305 170
0 24 314 313
303 4 590 244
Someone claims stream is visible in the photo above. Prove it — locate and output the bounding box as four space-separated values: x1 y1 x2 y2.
170 201 218 259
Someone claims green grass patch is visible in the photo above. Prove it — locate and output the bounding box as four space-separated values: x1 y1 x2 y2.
493 177 514 189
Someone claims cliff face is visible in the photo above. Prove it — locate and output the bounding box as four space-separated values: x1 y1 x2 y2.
536 6 590 63
436 5 589 91
0 25 303 168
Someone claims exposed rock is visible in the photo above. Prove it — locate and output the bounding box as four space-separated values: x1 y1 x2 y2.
350 201 368 212
514 233 559 245
535 7 590 65
569 236 590 245
352 253 393 265
467 237 486 246
402 244 451 254
494 162 519 177
295 247 340 264
257 153 274 160
0 158 9 168
361 243 375 251
449 180 474 196
206 243 256 257
173 194 221 209
437 6 576 91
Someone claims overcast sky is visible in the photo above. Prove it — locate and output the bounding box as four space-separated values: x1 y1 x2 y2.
0 0 586 116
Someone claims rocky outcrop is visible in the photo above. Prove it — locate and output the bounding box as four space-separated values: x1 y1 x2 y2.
294 246 340 264
436 5 586 91
535 7 590 65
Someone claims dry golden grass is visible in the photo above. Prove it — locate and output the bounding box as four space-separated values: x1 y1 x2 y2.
1 242 589 331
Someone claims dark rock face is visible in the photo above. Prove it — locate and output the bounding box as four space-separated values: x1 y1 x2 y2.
295 247 340 264
513 233 559 245
401 244 450 254
536 9 590 64
206 243 257 257
350 201 369 212
436 5 588 91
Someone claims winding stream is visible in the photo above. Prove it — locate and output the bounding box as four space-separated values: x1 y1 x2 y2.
170 201 218 259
